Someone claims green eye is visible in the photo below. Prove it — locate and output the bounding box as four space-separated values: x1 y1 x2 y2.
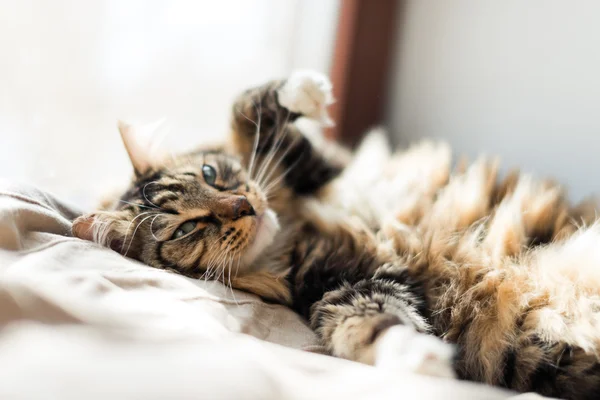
202 165 217 186
171 221 197 240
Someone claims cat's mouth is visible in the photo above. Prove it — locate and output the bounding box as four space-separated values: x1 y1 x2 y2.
240 208 280 267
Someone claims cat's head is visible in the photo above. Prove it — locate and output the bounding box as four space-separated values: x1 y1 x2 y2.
72 121 280 278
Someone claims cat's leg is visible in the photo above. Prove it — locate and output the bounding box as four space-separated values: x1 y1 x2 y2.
309 264 455 377
229 70 347 195
375 325 456 378
289 222 456 377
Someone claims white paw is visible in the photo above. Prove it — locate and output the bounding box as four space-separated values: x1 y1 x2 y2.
375 325 456 379
277 70 334 126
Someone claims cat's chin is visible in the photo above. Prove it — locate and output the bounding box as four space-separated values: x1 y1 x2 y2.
240 208 280 267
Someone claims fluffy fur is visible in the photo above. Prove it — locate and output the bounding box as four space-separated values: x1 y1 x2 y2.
73 72 437 372
334 136 600 399
73 71 600 399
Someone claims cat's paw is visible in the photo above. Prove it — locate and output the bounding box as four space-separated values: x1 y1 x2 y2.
375 325 456 379
277 70 334 126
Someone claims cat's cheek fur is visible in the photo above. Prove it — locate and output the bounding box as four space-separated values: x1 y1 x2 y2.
240 209 280 268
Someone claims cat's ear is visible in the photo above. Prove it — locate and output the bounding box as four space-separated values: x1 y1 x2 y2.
72 211 131 253
118 119 167 175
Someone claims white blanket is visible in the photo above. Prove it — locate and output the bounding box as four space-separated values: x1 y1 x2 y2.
0 180 542 399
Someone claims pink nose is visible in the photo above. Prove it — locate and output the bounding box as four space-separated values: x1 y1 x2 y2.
215 196 255 220
232 196 255 220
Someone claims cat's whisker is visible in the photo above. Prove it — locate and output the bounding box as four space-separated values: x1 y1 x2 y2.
219 251 231 282
254 143 273 186
258 128 296 187
202 248 225 282
202 259 218 282
254 110 292 186
124 214 158 256
218 242 235 284
149 214 163 242
120 211 155 253
200 228 244 289
263 156 303 197
214 252 228 285
118 200 156 210
256 114 293 187
260 132 302 190
253 90 264 181
206 230 234 271
236 90 263 181
142 181 161 208
225 254 232 287
226 253 240 305
201 253 218 281
242 95 262 181
203 264 216 282
234 255 242 279
208 247 230 282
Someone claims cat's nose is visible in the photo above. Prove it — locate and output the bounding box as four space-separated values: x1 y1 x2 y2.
232 196 255 220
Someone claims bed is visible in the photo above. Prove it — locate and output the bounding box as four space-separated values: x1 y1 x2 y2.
0 179 544 399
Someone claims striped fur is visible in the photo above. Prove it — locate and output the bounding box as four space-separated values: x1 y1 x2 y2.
332 138 600 399
73 72 431 368
73 71 600 399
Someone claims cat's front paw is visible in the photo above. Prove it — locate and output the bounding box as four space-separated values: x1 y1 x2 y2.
375 325 456 379
277 70 334 126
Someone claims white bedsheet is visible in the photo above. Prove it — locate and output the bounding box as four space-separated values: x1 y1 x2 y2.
0 180 542 399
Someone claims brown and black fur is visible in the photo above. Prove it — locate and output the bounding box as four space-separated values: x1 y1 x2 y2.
343 141 600 399
73 73 600 399
73 75 429 367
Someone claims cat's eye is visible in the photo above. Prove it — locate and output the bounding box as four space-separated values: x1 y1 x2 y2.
202 165 217 186
171 221 197 240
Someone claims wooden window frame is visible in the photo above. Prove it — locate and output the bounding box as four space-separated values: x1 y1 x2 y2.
328 0 399 147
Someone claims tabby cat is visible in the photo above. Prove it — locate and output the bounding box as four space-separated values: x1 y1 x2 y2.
73 71 600 399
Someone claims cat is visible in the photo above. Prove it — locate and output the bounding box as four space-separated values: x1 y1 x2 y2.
328 121 600 399
72 71 454 375
72 71 600 399
352 143 600 400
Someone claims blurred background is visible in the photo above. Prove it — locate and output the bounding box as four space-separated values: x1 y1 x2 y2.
0 0 339 206
1 0 599 207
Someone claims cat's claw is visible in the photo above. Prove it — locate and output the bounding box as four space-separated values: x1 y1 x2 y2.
375 325 457 379
277 70 334 126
